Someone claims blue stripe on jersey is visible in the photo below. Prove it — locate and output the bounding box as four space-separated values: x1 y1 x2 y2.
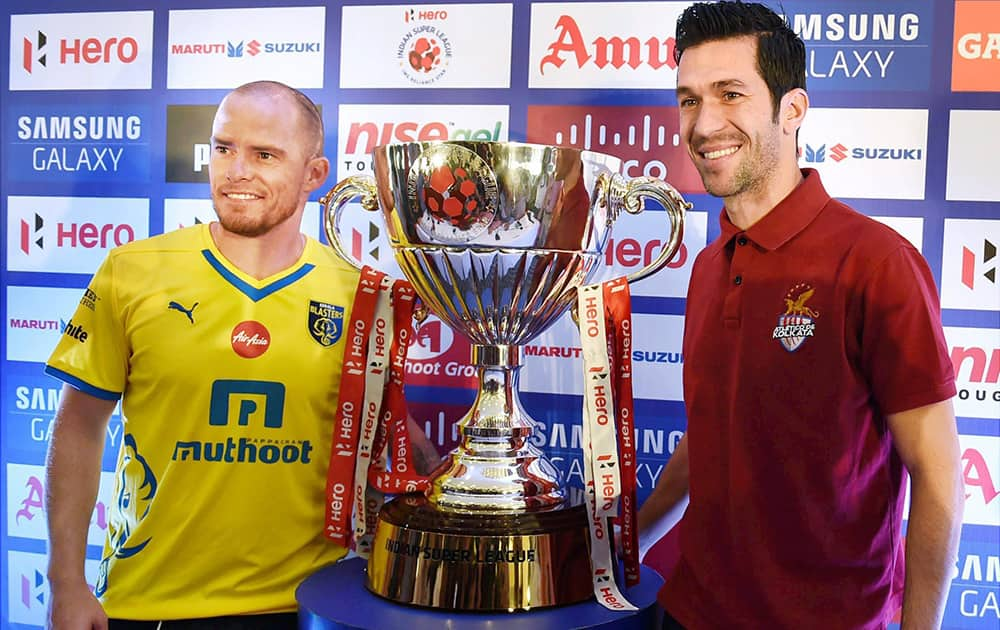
44 366 122 401
201 249 316 302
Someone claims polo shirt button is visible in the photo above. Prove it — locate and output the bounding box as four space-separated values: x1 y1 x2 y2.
737 236 748 246
734 275 743 285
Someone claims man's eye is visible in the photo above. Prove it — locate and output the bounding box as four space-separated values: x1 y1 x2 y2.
679 98 697 108
259 152 273 160
214 146 229 154
724 92 743 100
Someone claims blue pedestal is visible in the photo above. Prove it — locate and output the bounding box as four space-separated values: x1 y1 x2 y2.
297 558 664 630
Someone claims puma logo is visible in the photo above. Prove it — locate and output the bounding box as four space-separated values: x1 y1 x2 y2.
168 301 199 324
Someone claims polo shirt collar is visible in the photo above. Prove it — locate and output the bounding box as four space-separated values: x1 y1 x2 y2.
717 168 830 252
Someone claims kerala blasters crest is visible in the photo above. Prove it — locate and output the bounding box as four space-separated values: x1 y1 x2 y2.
771 283 819 352
308 300 345 347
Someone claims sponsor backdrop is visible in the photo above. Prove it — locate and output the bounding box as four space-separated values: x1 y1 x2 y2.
1 0 998 626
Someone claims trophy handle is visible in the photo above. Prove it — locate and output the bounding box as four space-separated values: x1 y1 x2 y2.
320 175 380 271
606 173 691 285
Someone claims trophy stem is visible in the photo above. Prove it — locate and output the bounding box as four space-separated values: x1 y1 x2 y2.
427 344 565 512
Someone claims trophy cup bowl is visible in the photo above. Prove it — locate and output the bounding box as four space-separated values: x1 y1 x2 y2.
322 141 687 610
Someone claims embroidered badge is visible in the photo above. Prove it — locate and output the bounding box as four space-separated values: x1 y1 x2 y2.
772 283 819 352
309 300 345 347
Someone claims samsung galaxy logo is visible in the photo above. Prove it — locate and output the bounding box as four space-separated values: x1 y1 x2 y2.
17 115 141 140
788 13 920 42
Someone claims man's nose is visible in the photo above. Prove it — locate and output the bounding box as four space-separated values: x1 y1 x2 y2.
226 152 251 181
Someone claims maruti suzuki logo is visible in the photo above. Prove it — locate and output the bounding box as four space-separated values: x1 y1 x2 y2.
22 31 47 74
247 39 261 56
803 144 826 163
963 239 998 290
20 213 44 254
830 143 849 162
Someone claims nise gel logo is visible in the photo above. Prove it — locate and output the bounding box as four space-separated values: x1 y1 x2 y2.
803 142 921 163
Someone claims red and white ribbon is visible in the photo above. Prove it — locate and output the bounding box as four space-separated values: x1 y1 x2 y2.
578 282 637 610
605 277 639 587
326 267 430 552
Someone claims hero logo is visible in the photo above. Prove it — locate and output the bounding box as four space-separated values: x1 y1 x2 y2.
19 214 134 254
22 32 138 73
341 119 504 174
785 11 922 82
539 15 677 75
962 239 997 290
603 237 688 271
526 106 704 194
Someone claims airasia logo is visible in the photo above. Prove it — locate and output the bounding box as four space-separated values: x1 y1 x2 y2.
540 15 677 75
231 321 270 358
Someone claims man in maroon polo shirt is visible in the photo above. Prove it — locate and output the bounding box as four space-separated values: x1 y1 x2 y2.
636 2 964 629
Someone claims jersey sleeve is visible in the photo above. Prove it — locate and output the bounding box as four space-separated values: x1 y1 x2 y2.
859 244 957 415
45 254 128 400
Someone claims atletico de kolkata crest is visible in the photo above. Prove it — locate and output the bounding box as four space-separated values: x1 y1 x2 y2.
308 300 345 347
771 283 819 352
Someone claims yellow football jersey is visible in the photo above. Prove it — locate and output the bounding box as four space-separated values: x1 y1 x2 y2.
46 224 358 619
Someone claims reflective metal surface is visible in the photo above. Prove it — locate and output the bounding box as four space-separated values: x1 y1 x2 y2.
322 141 688 610
367 495 592 610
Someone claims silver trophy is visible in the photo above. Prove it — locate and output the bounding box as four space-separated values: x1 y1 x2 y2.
322 141 687 610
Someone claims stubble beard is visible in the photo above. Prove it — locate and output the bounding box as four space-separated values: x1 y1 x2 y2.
700 127 781 200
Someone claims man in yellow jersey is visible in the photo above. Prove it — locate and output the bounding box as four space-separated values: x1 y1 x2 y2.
44 81 438 630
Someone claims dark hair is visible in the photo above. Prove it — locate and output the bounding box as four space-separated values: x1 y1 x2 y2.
675 1 806 119
232 80 324 158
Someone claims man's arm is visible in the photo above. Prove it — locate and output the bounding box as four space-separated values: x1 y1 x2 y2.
887 399 964 630
45 385 117 630
636 433 691 561
405 415 443 476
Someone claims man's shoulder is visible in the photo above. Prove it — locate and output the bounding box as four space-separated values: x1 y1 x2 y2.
302 235 364 280
820 198 914 251
109 225 207 259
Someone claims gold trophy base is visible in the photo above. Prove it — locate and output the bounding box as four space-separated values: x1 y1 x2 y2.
366 494 593 611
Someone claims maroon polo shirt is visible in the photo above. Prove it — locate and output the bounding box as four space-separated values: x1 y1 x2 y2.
661 169 956 629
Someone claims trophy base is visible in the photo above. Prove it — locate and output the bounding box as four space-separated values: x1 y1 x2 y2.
366 494 593 611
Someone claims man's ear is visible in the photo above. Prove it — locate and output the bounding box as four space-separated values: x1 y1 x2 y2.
782 88 809 136
303 155 330 194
